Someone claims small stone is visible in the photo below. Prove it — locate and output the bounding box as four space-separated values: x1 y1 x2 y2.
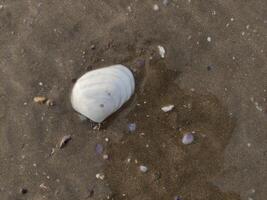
0 5 4 10
230 17 234 21
139 165 148 173
161 105 174 112
105 137 109 142
38 82 43 86
153 4 159 11
182 133 194 145
33 96 47 104
20 188 28 194
96 173 105 180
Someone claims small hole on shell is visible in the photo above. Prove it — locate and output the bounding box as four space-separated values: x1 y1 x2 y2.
100 104 104 108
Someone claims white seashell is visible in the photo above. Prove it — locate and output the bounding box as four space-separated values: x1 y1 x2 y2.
71 64 135 123
161 105 174 112
158 45 166 58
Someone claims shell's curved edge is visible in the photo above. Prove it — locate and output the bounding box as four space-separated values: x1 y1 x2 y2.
71 64 135 123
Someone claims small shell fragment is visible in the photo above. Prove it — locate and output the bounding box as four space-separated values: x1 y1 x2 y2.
33 96 47 104
182 133 194 145
153 4 159 11
158 45 166 58
96 173 105 180
161 105 174 112
139 165 148 173
59 135 72 148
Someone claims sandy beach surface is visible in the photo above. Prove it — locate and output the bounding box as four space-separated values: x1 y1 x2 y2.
0 0 266 199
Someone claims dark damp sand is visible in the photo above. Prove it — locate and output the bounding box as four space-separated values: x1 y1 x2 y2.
0 0 266 200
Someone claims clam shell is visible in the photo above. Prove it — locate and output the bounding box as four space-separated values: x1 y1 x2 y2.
71 65 135 123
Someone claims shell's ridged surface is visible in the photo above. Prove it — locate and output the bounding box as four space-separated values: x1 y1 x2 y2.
71 65 135 123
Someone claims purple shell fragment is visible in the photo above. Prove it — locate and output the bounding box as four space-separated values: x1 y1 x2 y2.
182 133 194 145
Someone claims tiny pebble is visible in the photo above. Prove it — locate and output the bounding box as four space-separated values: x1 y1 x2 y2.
153 4 159 11
105 137 109 142
174 196 181 200
207 36 211 42
230 17 234 21
139 165 148 173
0 5 4 9
182 133 194 145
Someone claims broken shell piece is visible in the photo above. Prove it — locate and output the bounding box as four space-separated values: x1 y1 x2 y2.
96 173 105 180
157 45 166 58
71 65 135 123
33 96 47 104
59 135 72 148
182 133 194 145
139 165 148 173
161 105 174 112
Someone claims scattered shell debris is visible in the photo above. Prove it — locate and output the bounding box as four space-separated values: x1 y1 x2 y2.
161 105 175 112
58 135 72 149
157 45 166 58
